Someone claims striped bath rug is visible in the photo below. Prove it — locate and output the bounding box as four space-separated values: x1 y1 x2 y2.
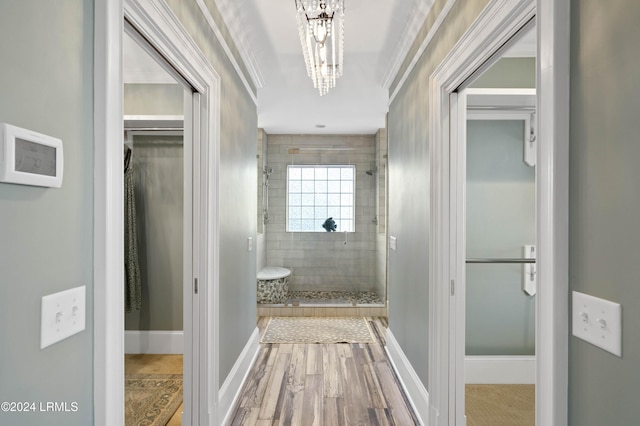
260 317 376 344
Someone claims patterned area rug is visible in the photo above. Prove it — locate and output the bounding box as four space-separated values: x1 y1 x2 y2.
261 317 376 344
125 374 183 426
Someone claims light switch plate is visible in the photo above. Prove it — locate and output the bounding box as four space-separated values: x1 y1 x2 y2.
41 286 86 349
389 236 397 251
572 291 622 357
247 236 253 251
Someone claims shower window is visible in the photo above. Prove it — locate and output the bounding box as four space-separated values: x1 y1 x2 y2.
286 165 355 232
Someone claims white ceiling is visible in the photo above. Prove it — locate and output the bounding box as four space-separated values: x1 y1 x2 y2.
123 1 536 135
216 0 434 135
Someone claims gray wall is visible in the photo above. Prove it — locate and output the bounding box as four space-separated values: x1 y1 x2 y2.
124 83 184 115
470 57 536 88
387 0 489 385
124 77 185 332
466 120 535 355
125 135 184 331
0 1 94 425
265 134 379 294
569 0 640 424
165 0 258 386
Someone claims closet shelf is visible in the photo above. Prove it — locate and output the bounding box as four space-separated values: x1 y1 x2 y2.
124 115 184 130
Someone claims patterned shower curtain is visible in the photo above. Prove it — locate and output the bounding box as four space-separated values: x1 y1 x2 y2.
124 147 141 313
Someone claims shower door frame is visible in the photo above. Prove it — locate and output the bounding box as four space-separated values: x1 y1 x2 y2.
428 0 570 425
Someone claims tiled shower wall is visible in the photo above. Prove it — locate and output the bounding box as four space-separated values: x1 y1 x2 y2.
266 134 378 293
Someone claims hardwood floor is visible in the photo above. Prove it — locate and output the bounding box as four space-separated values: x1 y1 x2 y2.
230 317 419 426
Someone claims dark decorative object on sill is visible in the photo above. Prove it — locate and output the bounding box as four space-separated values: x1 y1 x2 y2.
322 217 337 232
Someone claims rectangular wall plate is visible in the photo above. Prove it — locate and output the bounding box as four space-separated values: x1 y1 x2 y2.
572 291 622 357
389 236 397 251
41 286 86 349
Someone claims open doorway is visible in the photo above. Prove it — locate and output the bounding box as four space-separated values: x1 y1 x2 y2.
454 22 537 424
95 0 223 423
122 25 191 425
427 0 569 424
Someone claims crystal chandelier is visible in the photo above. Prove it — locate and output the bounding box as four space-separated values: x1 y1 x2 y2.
294 0 345 96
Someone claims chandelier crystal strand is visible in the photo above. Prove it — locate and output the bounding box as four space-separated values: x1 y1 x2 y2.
294 0 345 96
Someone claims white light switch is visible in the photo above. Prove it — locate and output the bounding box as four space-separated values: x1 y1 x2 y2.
572 291 622 357
389 236 397 251
41 286 86 349
247 236 253 251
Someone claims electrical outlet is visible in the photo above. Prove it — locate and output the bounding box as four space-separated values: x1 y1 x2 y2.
41 286 86 349
572 291 622 357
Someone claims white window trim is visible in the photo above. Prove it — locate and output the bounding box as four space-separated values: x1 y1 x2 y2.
285 164 356 233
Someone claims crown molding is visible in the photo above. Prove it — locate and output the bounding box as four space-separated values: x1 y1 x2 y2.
380 0 435 89
211 0 265 89
389 0 456 104
193 0 259 104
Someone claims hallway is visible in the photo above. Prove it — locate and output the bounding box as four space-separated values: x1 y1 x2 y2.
229 317 419 425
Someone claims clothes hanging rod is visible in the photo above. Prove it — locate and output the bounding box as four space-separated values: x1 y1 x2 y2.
124 127 184 131
466 258 536 264
467 106 536 111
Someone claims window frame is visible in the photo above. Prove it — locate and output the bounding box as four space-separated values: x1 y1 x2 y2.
285 164 356 233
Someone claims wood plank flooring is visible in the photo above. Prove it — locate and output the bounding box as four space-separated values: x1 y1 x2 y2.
230 317 419 426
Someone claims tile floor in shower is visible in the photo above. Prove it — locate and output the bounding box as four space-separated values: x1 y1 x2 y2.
283 290 383 306
257 290 387 317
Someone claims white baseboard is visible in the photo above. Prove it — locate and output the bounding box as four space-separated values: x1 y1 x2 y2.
465 355 536 384
124 330 183 354
385 328 429 425
220 327 260 426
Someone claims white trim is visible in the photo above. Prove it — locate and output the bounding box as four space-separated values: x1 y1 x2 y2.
450 89 467 425
93 1 124 425
465 356 536 384
380 0 436 89
465 87 536 109
388 0 457 104
219 328 261 426
385 329 429 426
428 1 537 425
536 0 570 424
195 0 259 105
124 330 185 354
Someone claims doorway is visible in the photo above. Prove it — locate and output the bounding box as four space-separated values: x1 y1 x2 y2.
451 20 537 426
122 23 193 425
453 28 538 420
94 0 222 423
427 0 569 425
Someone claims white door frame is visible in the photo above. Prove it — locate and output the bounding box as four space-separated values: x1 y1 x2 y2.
94 0 221 424
428 0 569 425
